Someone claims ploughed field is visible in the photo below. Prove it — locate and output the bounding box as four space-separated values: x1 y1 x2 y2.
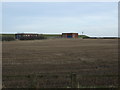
2 39 118 88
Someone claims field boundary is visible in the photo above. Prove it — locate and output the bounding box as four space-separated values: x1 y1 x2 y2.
3 73 118 88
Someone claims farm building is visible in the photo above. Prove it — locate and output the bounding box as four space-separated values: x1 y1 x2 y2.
62 33 78 38
15 33 39 39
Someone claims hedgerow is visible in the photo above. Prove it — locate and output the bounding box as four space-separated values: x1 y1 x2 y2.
1 36 15 41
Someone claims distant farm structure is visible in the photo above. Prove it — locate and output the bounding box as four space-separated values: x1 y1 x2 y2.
15 33 38 39
1 33 119 41
62 33 78 38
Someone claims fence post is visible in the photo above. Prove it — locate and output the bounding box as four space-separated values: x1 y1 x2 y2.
71 72 77 88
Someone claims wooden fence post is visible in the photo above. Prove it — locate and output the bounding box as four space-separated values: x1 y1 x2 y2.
71 72 77 88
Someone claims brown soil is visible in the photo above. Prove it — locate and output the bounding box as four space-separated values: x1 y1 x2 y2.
2 39 118 88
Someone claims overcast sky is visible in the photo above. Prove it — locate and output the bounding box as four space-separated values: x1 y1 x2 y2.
2 2 118 37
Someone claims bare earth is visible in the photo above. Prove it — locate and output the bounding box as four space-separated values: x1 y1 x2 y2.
2 39 118 88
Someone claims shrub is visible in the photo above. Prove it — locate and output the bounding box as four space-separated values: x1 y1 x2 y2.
79 35 89 39
1 36 15 41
